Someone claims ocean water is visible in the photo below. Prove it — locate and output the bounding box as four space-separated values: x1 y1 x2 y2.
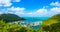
23 17 49 23
21 17 49 29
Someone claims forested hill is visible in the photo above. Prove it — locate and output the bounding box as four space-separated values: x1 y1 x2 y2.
49 14 60 21
42 14 60 32
42 14 60 25
0 14 25 23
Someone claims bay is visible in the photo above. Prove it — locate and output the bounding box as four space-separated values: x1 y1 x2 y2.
20 17 49 29
22 17 49 23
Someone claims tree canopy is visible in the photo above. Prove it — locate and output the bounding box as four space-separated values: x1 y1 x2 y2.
0 14 25 23
0 20 40 32
42 14 60 32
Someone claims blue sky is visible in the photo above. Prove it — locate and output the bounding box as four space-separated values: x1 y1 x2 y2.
0 0 60 17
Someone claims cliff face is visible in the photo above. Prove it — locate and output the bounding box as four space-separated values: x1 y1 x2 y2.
0 14 25 23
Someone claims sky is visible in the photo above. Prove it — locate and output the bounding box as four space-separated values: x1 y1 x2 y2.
0 0 60 17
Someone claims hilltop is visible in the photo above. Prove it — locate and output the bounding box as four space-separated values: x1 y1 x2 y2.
0 14 25 23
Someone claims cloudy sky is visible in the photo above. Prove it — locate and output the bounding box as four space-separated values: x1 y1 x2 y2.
0 0 60 17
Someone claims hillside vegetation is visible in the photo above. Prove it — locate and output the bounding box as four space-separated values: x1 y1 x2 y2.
0 14 25 23
0 14 40 32
42 14 60 32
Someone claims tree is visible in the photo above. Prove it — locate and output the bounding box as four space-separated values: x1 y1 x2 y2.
0 14 25 23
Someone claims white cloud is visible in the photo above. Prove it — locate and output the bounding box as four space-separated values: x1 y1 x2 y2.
33 8 50 17
50 2 60 6
0 7 60 17
0 0 12 6
6 7 25 15
19 8 49 17
12 0 21 2
8 7 25 11
25 7 60 17
35 8 48 15
0 1 60 17
27 12 33 15
51 7 60 13
35 7 60 17
0 0 21 7
0 6 60 17
0 6 25 15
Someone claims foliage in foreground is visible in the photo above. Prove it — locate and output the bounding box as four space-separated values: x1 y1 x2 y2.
0 20 40 32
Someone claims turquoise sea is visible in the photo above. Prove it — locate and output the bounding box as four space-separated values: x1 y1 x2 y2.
23 17 49 23
21 17 49 29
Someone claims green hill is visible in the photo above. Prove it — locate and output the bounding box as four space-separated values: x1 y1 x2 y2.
49 14 60 21
42 14 60 32
42 14 60 26
0 14 25 23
